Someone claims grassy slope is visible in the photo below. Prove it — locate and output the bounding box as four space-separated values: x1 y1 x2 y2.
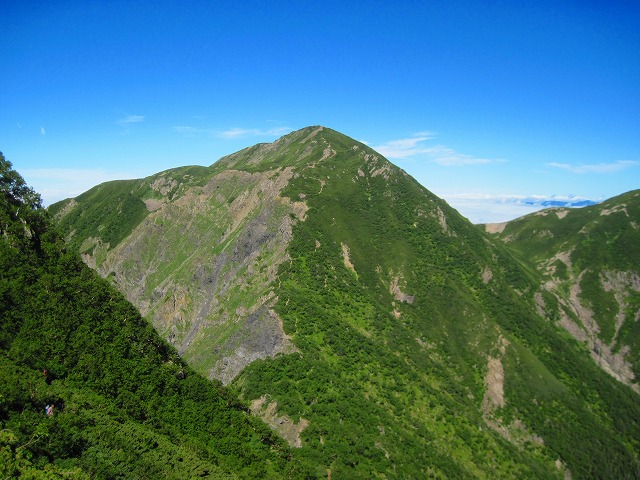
487 191 640 378
48 165 213 255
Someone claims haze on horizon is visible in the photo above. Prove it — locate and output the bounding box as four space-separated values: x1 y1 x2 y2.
1 1 638 223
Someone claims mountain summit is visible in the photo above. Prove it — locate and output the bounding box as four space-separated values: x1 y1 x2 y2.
51 127 640 478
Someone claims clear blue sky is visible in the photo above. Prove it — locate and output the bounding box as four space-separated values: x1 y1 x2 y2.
2 0 639 222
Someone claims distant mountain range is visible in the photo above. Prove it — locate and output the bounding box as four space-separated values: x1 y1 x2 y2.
9 127 638 478
526 198 597 208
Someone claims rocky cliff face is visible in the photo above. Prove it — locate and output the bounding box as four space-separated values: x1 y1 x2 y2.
57 158 306 383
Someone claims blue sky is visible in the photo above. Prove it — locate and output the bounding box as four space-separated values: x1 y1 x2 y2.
2 0 638 223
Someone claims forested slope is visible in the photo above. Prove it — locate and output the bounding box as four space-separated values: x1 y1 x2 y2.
0 153 307 478
485 191 640 391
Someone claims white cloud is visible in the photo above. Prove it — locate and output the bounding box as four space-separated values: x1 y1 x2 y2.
218 126 291 139
444 200 541 224
40 127 46 136
117 115 145 125
265 126 292 137
440 192 596 205
373 133 503 166
423 145 502 166
437 192 599 224
219 128 256 138
372 133 434 159
173 125 202 135
546 160 639 174
21 168 142 206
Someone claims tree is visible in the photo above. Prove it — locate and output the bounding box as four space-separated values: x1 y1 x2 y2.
0 152 47 251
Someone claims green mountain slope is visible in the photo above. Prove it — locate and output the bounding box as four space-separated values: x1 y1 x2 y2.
484 190 640 392
50 127 640 478
0 153 306 478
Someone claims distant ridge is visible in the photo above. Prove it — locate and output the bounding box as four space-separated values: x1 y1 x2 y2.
487 189 640 393
529 199 597 208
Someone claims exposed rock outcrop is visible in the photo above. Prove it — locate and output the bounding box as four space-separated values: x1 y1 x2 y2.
86 167 305 384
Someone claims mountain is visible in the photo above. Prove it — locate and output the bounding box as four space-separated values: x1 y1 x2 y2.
0 153 306 478
483 191 640 393
50 127 640 478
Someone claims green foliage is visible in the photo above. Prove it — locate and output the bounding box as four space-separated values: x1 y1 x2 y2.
0 151 48 254
493 191 640 273
237 130 640 478
615 292 640 378
579 269 619 343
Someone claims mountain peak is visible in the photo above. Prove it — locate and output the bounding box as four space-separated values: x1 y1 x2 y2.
209 126 381 177
48 130 640 479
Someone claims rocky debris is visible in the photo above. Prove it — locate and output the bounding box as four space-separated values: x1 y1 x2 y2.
540 269 639 392
144 198 164 212
150 176 178 196
52 199 77 221
481 335 547 449
540 249 573 278
534 291 546 317
555 459 573 480
341 242 356 273
484 356 506 409
484 222 508 234
321 147 336 160
299 126 323 144
178 255 229 355
434 206 452 235
600 204 628 216
251 396 310 448
415 337 435 349
390 274 414 304
481 266 493 284
602 270 640 293
214 307 298 385
482 335 509 413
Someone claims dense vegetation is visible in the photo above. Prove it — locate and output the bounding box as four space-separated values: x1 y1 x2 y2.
0 153 307 478
233 130 640 478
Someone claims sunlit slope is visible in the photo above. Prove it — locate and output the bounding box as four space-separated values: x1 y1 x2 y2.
486 190 640 391
51 127 640 479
